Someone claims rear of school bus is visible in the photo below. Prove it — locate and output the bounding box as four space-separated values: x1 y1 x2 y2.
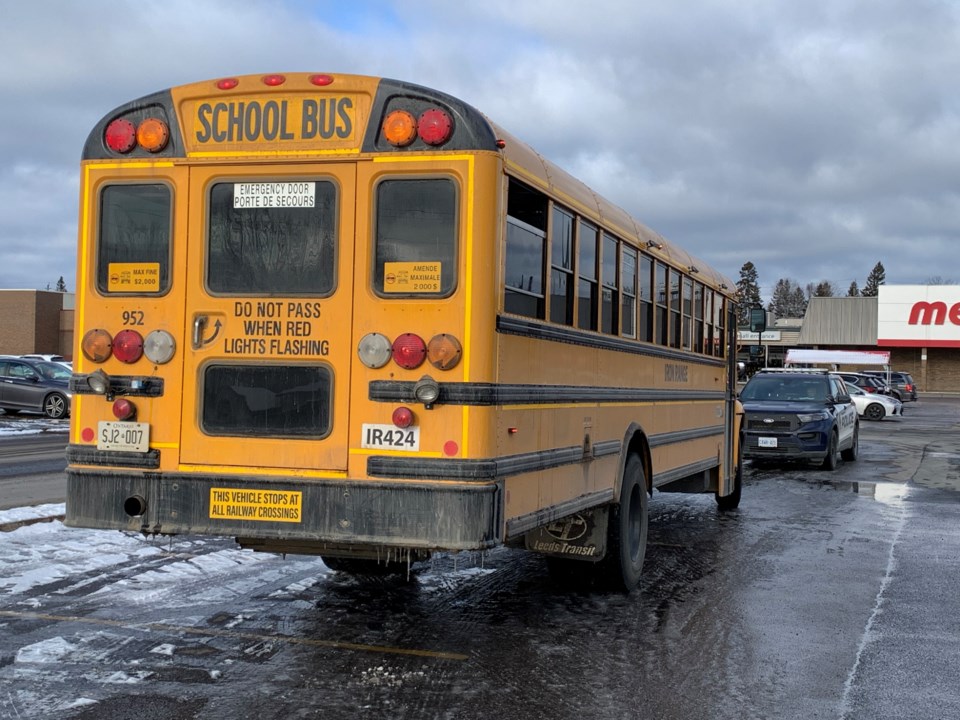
65 73 506 564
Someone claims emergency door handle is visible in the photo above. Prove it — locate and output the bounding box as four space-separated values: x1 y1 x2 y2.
192 315 208 350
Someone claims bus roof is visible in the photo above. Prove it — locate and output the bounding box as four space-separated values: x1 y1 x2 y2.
84 72 734 295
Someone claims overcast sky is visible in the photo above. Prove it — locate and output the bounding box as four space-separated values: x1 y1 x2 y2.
2 0 957 302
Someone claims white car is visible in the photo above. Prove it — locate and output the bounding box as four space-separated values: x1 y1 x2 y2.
846 384 903 421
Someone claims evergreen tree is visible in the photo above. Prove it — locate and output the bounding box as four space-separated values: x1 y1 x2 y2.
735 261 762 326
813 281 834 297
862 262 886 297
768 278 807 319
55 276 67 292
847 280 859 297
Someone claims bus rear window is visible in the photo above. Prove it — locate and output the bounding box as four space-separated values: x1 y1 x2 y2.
207 181 337 295
201 364 332 438
374 178 457 297
97 184 171 294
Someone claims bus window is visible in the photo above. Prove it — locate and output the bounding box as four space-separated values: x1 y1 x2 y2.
655 261 668 345
504 179 548 318
374 178 457 297
577 220 598 331
639 254 653 342
601 233 619 334
97 184 171 294
621 246 637 338
694 282 705 353
201 364 332 438
549 206 574 325
682 275 693 350
670 269 681 349
207 181 337 295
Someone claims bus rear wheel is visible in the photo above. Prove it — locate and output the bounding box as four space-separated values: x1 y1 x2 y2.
601 454 648 592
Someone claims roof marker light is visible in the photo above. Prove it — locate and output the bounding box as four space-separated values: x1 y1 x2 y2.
309 74 334 86
216 78 240 90
136 118 169 152
382 110 417 147
262 74 286 86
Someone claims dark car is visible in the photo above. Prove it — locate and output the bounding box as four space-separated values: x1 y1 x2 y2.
835 373 895 398
862 371 919 402
0 357 72 419
739 368 859 470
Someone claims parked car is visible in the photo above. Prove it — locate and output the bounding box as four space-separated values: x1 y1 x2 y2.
862 370 919 402
20 354 67 362
846 384 903 421
835 373 895 398
0 356 72 419
739 368 859 470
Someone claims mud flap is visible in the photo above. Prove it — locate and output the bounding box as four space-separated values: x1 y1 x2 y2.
523 507 609 562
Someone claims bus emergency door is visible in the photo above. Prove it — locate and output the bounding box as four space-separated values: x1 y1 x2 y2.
179 164 357 471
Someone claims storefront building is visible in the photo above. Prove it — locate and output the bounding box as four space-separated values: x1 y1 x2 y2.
797 287 959 393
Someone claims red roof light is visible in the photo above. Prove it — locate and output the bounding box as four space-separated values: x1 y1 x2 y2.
216 78 240 90
417 108 453 145
309 74 334 86
105 118 137 153
262 74 286 86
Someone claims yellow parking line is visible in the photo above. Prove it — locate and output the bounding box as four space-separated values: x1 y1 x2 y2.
0 610 468 661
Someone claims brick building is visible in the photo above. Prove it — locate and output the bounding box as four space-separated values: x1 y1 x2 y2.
0 290 75 359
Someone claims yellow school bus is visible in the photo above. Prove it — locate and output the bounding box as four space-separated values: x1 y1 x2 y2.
65 72 743 590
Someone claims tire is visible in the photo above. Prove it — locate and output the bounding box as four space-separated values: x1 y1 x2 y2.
43 393 68 419
821 431 839 471
841 423 859 462
716 436 743 511
600 454 648 591
865 403 885 421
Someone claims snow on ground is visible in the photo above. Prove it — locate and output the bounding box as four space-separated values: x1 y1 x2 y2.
0 413 68 436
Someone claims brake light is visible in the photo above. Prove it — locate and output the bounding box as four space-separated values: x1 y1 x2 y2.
392 334 426 370
905 384 913 392
113 329 144 364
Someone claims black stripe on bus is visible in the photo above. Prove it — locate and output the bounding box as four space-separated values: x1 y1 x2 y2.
367 426 721 481
369 381 725 405
496 315 727 366
67 444 161 469
651 458 719 488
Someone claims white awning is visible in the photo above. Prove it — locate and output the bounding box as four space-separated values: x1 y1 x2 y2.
785 349 890 366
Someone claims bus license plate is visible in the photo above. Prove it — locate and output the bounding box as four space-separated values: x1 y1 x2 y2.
97 421 150 453
759 437 778 448
361 423 420 451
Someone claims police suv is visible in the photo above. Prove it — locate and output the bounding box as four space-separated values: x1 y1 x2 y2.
738 368 859 470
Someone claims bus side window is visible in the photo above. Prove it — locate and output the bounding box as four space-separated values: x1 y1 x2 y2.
504 179 547 318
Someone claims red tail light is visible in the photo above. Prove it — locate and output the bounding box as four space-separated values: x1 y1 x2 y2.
417 108 453 145
392 334 426 370
113 329 144 363
905 384 913 392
